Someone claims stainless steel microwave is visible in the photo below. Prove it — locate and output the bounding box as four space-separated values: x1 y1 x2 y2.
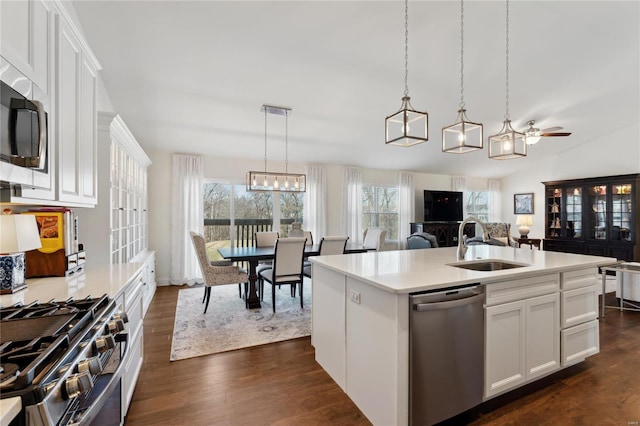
0 77 48 170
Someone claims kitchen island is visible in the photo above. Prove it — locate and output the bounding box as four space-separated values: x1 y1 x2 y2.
309 245 617 426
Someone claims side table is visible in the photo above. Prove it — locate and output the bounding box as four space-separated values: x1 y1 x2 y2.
515 237 542 250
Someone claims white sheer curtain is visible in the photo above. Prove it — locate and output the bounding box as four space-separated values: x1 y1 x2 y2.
398 172 414 249
170 154 204 285
342 167 362 244
488 179 502 221
303 164 327 241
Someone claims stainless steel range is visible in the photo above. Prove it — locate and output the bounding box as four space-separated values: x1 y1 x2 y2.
0 295 128 426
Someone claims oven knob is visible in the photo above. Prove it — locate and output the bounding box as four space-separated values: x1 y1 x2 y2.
114 312 129 323
95 334 116 353
78 356 102 376
65 372 93 399
108 319 126 334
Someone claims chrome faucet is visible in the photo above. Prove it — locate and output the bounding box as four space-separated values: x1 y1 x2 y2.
457 217 490 260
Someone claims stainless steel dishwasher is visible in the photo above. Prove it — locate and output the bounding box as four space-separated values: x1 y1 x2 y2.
409 284 484 425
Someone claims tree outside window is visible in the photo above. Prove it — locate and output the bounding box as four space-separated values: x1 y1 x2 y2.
466 191 489 222
363 185 398 241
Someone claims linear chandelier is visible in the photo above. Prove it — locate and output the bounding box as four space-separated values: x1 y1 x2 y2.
246 105 306 193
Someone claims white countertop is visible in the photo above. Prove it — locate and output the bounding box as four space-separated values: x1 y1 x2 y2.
310 245 618 294
0 262 145 307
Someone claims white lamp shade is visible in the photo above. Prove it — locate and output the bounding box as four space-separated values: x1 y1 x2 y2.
516 215 533 226
0 214 42 253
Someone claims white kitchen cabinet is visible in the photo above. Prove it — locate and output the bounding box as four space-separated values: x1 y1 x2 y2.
560 268 600 366
55 13 98 205
77 113 151 267
140 251 156 316
121 270 144 420
0 0 52 95
485 275 560 398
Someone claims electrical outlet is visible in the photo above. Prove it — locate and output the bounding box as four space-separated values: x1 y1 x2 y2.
349 290 360 304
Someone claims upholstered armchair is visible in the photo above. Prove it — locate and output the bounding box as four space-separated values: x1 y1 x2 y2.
407 232 439 249
464 222 518 247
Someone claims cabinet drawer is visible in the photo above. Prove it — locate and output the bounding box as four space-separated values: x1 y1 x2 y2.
561 285 598 328
561 319 599 366
562 268 598 291
485 274 560 306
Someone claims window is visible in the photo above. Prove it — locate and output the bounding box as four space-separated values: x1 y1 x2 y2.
363 185 398 240
279 192 304 236
466 191 489 222
203 181 303 259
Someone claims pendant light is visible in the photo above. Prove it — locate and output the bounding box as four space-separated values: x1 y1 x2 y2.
246 105 306 192
385 0 428 147
488 0 526 160
442 0 483 153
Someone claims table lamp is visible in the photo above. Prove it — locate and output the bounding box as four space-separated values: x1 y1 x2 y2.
516 215 533 238
0 212 42 294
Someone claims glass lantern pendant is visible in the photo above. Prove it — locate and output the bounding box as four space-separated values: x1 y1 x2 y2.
385 0 428 147
385 96 428 146
442 108 483 153
488 119 526 159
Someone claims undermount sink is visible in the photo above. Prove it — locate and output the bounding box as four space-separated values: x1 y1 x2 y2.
447 259 529 271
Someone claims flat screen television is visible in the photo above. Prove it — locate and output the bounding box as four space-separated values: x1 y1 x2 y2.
423 190 464 222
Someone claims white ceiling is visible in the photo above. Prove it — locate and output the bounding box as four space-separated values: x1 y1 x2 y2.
71 1 639 179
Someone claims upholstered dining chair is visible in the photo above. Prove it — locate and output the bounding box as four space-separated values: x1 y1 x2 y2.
303 230 314 246
303 236 349 278
255 231 279 292
258 237 306 313
190 232 249 313
363 227 386 251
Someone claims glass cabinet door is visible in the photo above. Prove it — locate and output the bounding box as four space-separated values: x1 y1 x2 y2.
546 187 562 237
611 183 633 242
588 185 607 239
564 186 582 239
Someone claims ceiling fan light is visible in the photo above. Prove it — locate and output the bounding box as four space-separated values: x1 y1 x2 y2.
525 133 542 145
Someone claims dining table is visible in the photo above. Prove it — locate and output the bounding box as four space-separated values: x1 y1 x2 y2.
218 243 370 309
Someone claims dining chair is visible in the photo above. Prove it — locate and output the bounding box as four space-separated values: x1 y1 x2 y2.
190 232 249 313
363 227 386 251
303 236 349 278
303 230 314 246
255 231 279 297
258 237 306 313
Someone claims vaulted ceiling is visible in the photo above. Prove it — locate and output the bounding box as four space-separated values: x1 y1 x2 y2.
71 1 639 178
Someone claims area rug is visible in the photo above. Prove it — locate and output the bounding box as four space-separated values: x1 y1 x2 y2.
170 284 311 361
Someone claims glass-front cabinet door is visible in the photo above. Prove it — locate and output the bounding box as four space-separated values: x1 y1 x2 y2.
564 186 582 239
546 187 562 238
587 185 607 240
611 182 633 242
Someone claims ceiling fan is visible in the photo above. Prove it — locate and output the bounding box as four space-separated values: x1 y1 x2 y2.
523 120 572 145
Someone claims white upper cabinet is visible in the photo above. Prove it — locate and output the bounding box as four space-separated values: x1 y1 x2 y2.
0 0 52 95
55 11 99 205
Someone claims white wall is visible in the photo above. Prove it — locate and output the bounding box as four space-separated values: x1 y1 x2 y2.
147 151 489 285
501 122 640 239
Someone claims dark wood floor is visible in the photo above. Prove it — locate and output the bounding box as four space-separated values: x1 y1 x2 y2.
125 286 640 426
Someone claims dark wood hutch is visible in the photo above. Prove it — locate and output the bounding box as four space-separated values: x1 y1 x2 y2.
543 174 640 261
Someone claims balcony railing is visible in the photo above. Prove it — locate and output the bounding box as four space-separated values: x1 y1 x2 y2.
203 218 296 247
